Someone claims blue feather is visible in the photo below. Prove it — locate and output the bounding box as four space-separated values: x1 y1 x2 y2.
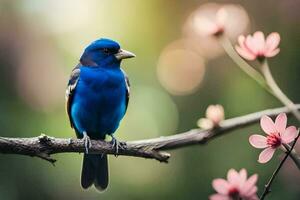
71 66 127 139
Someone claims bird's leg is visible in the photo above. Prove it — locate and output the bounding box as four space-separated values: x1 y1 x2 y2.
110 135 126 157
110 136 119 156
82 131 92 154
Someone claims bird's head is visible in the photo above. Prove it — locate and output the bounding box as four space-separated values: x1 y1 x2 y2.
80 38 135 67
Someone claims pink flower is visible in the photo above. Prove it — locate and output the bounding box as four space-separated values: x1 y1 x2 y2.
210 169 258 200
196 7 228 36
249 113 298 163
235 31 280 60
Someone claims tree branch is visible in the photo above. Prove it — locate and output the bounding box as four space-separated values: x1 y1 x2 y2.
0 105 299 164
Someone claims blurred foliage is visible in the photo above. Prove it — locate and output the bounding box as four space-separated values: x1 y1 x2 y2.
0 0 299 199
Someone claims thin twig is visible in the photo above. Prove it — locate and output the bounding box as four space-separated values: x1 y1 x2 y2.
260 132 300 200
0 105 299 164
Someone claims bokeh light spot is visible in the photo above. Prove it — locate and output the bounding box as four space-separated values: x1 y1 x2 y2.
157 47 205 95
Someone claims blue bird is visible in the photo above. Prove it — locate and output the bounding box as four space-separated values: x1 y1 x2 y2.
65 38 135 191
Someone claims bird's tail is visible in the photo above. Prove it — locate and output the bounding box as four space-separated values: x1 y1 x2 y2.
81 154 109 191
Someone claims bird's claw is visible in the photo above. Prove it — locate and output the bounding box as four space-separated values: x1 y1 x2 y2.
82 132 92 154
110 136 126 157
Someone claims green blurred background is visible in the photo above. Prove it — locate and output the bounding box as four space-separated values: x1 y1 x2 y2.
0 0 299 199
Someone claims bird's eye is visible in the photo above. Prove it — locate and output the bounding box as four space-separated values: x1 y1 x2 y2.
102 48 110 54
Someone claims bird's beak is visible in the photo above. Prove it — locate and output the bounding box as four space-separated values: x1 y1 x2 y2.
115 49 136 60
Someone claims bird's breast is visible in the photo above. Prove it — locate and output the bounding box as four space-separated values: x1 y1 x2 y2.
71 67 127 137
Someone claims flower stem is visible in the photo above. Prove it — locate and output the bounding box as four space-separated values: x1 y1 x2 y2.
260 60 300 121
218 36 274 95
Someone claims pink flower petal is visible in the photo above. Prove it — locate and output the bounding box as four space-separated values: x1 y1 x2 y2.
253 31 265 52
227 169 240 186
274 113 287 134
194 17 219 36
260 115 276 135
212 179 230 194
241 174 258 195
216 8 228 27
245 35 258 54
245 186 258 197
281 126 298 144
239 169 247 184
249 194 259 200
265 48 280 57
238 35 253 50
265 32 280 53
238 35 246 49
258 147 276 163
249 135 268 148
235 46 256 60
209 194 230 200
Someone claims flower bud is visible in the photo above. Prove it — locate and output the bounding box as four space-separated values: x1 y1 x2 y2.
197 118 214 129
206 104 224 125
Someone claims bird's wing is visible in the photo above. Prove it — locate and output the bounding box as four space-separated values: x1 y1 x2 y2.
65 64 81 128
121 69 130 113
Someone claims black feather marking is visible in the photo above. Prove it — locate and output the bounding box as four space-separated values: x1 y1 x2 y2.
121 69 130 113
65 64 81 129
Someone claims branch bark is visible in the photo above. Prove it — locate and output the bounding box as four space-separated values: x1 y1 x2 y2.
0 105 299 164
